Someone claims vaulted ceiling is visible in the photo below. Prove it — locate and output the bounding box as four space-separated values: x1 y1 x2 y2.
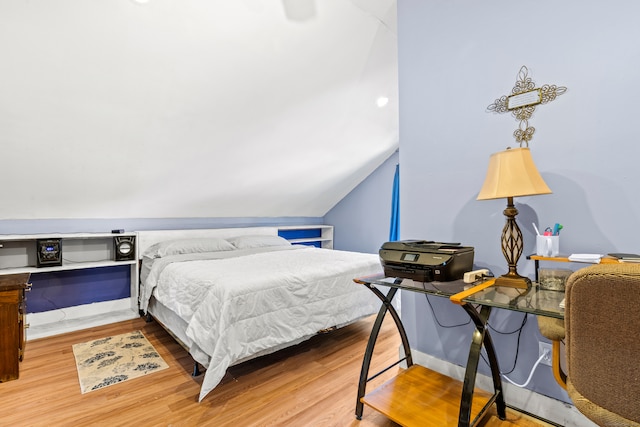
1 0 398 219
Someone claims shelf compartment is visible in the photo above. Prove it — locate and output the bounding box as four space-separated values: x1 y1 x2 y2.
361 364 494 427
0 233 140 338
277 225 333 249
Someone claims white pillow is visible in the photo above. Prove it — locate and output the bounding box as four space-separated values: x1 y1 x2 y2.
227 235 291 249
143 238 236 258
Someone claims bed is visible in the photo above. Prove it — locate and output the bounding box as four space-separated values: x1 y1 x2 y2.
137 227 382 401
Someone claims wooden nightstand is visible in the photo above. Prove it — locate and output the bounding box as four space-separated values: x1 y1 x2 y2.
0 272 31 382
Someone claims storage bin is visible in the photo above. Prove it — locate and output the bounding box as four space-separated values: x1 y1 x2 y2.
538 268 573 291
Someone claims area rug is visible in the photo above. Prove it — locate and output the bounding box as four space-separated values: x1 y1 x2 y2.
72 330 169 394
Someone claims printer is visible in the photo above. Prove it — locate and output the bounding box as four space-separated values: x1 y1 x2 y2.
379 240 474 282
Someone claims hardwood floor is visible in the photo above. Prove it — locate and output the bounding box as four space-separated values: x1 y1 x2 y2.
1 315 555 427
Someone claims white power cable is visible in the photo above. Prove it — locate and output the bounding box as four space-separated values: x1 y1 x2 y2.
501 349 549 388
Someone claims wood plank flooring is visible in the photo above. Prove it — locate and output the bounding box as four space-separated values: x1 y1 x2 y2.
1 314 555 427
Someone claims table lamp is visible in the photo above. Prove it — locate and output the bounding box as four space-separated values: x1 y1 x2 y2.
477 147 551 289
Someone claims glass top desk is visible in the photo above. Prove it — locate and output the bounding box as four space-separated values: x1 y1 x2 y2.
353 274 565 427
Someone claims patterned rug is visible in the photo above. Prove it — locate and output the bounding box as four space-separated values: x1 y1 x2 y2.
72 330 169 394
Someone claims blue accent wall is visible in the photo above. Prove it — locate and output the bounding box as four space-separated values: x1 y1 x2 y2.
278 228 322 240
386 0 640 412
28 266 130 313
324 2 640 418
277 228 322 247
325 151 398 253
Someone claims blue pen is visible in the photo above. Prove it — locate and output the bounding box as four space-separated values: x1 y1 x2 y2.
552 223 563 235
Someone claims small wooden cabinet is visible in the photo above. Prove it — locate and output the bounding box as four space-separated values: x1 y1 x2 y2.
0 273 31 382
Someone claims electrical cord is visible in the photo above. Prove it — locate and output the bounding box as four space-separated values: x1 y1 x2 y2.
486 313 528 375
487 312 528 335
423 293 471 328
420 281 472 328
419 275 528 375
501 348 549 388
421 297 543 390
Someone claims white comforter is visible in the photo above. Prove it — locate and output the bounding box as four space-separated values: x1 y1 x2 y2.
140 245 382 401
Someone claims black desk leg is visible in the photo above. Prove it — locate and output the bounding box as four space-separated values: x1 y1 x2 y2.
355 286 411 420
459 304 507 425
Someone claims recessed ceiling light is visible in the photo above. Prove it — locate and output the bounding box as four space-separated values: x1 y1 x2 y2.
376 97 389 108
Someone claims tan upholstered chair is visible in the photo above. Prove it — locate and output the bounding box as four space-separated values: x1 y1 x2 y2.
537 315 566 389
540 264 640 427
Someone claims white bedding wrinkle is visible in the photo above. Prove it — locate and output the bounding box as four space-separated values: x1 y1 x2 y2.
139 245 382 401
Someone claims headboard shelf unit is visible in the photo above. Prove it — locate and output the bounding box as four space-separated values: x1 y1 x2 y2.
0 232 139 340
0 232 138 274
136 225 334 255
277 225 334 249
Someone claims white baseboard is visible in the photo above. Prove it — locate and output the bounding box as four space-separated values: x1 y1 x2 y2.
409 349 598 427
26 298 139 340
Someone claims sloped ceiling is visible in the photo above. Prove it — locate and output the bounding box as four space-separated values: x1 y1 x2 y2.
0 0 398 219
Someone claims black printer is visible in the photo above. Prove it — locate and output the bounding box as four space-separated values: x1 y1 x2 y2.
379 240 474 282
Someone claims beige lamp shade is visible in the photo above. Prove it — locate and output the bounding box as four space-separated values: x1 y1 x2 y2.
477 147 552 200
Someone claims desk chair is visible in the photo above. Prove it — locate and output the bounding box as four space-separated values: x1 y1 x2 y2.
542 264 640 427
536 315 566 389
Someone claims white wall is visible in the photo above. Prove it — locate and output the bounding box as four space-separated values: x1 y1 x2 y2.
397 0 640 423
0 0 397 220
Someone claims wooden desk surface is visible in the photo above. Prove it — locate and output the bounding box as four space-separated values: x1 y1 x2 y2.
527 254 619 264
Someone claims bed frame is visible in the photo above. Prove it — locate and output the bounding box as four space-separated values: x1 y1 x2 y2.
137 226 290 376
137 226 382 401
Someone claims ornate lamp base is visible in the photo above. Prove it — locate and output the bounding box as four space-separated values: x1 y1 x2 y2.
495 273 531 290
497 196 532 290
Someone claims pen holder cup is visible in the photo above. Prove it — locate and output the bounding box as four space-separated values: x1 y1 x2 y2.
536 235 559 257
